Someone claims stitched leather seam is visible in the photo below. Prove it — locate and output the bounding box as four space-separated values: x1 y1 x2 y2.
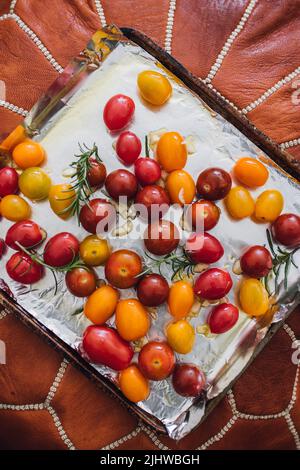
280 139 300 150
94 0 107 27
0 99 28 116
165 0 177 54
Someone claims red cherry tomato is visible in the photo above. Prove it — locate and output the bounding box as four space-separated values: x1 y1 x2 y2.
105 249 142 289
65 267 97 297
272 213 300 247
144 219 180 256
6 252 44 284
43 232 79 267
0 167 19 197
105 169 138 200
135 185 170 221
87 157 106 188
138 341 175 380
172 364 206 397
79 198 116 234
196 167 232 200
185 232 224 264
207 303 239 334
103 94 135 132
188 199 220 231
116 131 142 165
0 239 7 259
5 220 45 250
82 325 134 370
134 157 161 186
240 245 272 278
137 274 169 307
194 268 233 300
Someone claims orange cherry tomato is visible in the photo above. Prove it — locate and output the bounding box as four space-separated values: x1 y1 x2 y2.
116 298 150 341
166 319 195 354
239 278 269 317
80 235 111 266
168 280 194 319
166 169 196 205
225 186 255 219
156 132 187 172
84 285 119 324
233 157 269 188
0 195 31 221
119 365 150 403
12 139 45 169
137 70 172 106
48 184 76 220
254 189 284 222
0 125 26 152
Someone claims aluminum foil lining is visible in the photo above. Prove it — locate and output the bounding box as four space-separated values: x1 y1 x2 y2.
1 27 300 440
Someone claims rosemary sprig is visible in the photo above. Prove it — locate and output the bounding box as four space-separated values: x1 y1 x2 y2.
60 143 103 221
262 229 299 295
139 247 195 281
15 242 87 295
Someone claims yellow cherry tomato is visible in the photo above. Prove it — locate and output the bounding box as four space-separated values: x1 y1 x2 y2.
48 184 76 220
137 70 172 106
116 299 150 341
166 319 195 354
233 157 269 188
119 365 150 403
225 186 255 219
156 132 187 172
254 189 284 222
80 235 111 266
166 169 196 206
84 285 119 324
168 280 194 319
19 167 51 201
239 278 269 317
12 139 45 169
0 194 31 221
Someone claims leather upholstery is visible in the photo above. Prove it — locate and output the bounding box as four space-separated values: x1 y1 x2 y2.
0 0 299 449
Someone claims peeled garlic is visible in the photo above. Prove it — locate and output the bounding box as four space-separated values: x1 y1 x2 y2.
232 259 242 275
111 220 133 237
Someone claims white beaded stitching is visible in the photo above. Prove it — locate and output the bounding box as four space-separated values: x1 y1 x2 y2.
140 423 169 450
0 99 28 116
94 0 107 28
280 138 300 150
47 405 76 450
0 13 14 21
10 0 17 13
12 14 64 73
197 323 300 450
44 358 69 406
242 66 300 114
164 0 176 54
204 0 257 84
101 425 142 450
0 309 10 320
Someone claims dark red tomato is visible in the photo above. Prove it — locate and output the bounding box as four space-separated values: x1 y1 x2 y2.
65 267 97 297
272 213 300 247
105 249 142 289
105 169 138 200
134 157 161 186
144 219 180 256
79 198 116 234
116 131 142 165
138 341 175 380
0 239 6 259
5 220 46 250
103 94 135 132
240 245 272 278
87 157 106 188
188 199 220 231
207 303 239 334
172 364 206 397
135 185 170 221
0 167 19 197
137 274 169 307
82 325 134 370
6 252 44 284
43 232 79 267
196 167 232 200
194 268 232 300
185 232 224 264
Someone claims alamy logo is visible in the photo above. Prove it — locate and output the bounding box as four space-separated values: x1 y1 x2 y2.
291 79 300 105
0 340 6 365
291 340 300 365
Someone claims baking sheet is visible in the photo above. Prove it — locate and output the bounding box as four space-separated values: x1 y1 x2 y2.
1 28 300 439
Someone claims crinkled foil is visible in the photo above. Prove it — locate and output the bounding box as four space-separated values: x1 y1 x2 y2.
1 26 300 439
